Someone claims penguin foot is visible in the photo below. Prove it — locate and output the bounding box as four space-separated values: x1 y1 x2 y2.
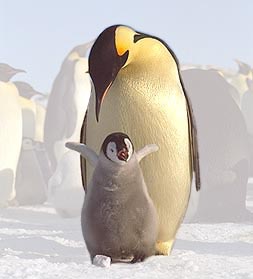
155 239 175 256
131 253 146 263
111 256 134 263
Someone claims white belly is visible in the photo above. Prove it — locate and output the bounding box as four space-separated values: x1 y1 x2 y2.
0 82 22 204
54 75 90 163
86 75 191 241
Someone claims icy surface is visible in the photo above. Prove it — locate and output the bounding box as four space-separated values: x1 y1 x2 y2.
0 186 252 279
0 208 252 279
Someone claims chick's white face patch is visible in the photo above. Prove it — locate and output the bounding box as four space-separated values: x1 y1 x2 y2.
106 138 133 164
124 138 133 160
106 142 120 163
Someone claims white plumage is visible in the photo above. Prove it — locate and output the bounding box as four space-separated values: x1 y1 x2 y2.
0 82 22 206
15 96 47 205
46 42 92 217
48 150 84 218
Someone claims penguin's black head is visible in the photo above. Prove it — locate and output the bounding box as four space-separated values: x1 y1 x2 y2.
0 63 26 82
13 81 43 98
102 132 134 164
89 25 173 121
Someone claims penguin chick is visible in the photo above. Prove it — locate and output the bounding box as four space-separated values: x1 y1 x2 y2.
66 132 159 263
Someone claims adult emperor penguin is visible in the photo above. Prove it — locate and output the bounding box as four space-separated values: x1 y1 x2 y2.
44 41 93 173
0 63 25 82
66 132 159 263
0 81 22 206
81 25 201 255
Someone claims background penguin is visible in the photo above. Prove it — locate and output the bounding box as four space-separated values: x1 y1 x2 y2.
182 61 253 108
81 25 200 256
15 82 47 142
44 42 92 174
66 132 158 263
182 69 252 222
0 81 22 206
13 81 49 108
13 81 44 99
14 94 48 205
0 63 25 82
47 150 84 218
44 42 92 217
220 60 253 108
241 76 253 176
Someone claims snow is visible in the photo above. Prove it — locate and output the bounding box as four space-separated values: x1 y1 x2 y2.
0 184 253 279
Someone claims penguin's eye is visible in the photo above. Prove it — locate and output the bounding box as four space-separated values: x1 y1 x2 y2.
106 142 117 161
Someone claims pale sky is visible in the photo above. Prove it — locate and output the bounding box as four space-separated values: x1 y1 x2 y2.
0 0 252 92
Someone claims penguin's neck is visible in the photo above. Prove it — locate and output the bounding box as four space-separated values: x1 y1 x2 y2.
119 49 182 97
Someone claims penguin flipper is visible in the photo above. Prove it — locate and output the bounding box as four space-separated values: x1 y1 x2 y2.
136 144 159 162
182 82 201 191
80 114 87 192
65 142 98 167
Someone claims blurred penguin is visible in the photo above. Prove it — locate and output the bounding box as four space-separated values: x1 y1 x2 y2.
182 69 252 222
44 42 92 217
13 81 48 108
241 76 253 177
241 75 253 135
44 41 92 173
48 150 84 218
0 81 22 206
220 60 252 108
14 81 43 99
182 62 252 108
0 63 25 82
15 93 48 205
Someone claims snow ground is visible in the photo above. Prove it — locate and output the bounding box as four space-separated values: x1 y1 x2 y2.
0 183 253 279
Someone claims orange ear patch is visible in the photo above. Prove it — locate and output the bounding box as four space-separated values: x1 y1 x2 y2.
117 44 128 56
115 26 135 56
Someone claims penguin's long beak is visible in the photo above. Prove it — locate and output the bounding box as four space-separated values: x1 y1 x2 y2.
11 68 26 75
32 89 44 96
88 25 129 121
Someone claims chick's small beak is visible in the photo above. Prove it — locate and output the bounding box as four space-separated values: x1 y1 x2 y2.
117 148 129 162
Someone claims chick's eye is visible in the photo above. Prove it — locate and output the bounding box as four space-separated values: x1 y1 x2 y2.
110 149 114 153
